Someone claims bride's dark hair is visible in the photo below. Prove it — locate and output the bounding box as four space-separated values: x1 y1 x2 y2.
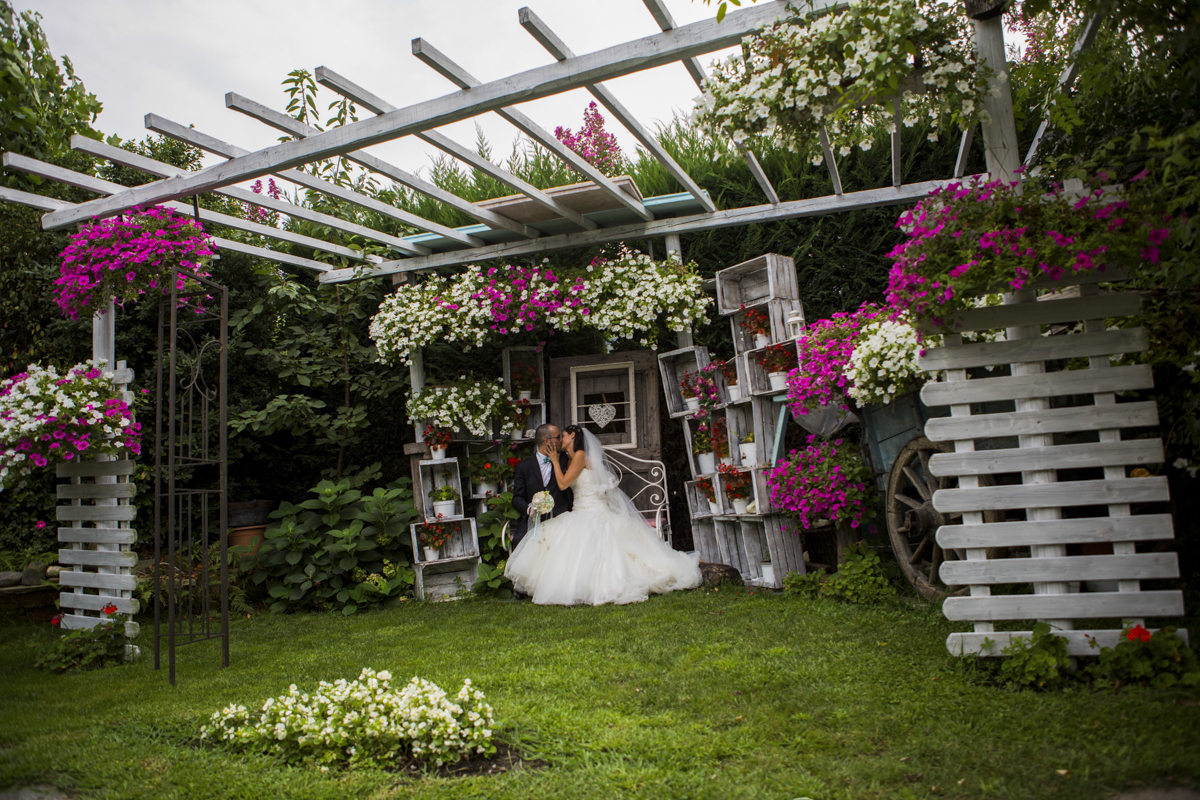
563 424 586 452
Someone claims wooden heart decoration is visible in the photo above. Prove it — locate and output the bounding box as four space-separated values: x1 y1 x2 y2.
588 403 617 429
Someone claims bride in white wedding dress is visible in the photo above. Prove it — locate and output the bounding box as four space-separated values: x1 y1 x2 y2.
505 425 702 606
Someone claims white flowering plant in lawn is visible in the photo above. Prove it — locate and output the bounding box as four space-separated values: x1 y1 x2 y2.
200 669 496 769
0 360 143 491
693 0 995 165
407 378 511 437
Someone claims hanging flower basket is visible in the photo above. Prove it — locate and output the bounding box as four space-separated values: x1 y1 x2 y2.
56 206 216 320
407 379 510 439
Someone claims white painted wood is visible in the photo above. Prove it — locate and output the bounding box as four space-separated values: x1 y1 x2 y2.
57 527 138 545
937 514 1174 549
954 127 974 179
928 438 1164 476
918 328 1148 371
973 15 1021 182
934 476 1168 512
211 238 334 273
56 460 137 478
921 363 1153 407
891 98 902 186
1027 266 1128 291
42 1 806 229
58 594 139 615
56 506 136 522
56 483 137 500
941 553 1178 585
58 549 139 568
58 571 139 591
949 292 1141 333
0 184 70 211
817 127 844 196
948 627 1189 658
943 590 1184 621
926 400 1158 441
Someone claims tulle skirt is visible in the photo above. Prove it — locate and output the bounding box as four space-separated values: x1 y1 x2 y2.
506 501 701 606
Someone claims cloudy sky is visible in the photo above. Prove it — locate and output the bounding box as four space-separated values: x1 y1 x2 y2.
16 0 739 183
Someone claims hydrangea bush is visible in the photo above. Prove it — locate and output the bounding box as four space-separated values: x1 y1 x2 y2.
1 361 142 491
200 669 496 769
56 206 216 320
406 379 511 438
766 435 875 529
694 0 993 164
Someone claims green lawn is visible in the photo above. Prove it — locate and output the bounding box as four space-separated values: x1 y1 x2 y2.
1 589 1197 800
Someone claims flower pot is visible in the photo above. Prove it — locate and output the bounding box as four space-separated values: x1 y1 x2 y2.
705 499 720 515
424 546 441 562
429 445 448 461
720 456 733 467
760 562 775 585
731 497 749 515
754 333 771 349
768 371 789 392
684 396 701 413
696 451 715 475
475 481 499 497
739 443 759 468
727 383 741 403
432 499 457 518
228 500 272 527
227 524 266 557
518 389 534 402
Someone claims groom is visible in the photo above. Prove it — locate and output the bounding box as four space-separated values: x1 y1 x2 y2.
509 423 573 550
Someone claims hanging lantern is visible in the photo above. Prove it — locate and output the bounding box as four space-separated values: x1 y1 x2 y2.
785 310 806 340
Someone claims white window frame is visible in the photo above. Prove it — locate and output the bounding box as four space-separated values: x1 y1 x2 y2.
569 361 637 450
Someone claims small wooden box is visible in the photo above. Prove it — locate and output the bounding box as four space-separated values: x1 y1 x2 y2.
503 346 546 403
715 254 800 316
725 404 761 468
714 467 754 516
685 478 721 519
657 345 713 418
721 355 750 405
417 459 465 522
681 418 719 479
729 298 805 355
410 518 480 601
746 342 799 397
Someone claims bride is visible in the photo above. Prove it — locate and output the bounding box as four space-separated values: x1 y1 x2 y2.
505 424 702 606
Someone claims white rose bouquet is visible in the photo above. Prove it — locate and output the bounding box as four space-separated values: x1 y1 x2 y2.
530 490 555 517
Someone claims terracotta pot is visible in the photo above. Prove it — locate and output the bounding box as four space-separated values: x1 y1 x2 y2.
228 524 266 556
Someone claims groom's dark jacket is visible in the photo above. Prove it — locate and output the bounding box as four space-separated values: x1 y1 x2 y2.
510 452 573 549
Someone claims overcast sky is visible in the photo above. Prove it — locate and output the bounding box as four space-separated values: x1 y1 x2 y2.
16 0 738 185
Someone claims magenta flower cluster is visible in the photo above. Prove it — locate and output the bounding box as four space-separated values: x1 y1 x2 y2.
786 303 880 417
766 435 874 530
56 206 217 321
554 102 627 177
684 366 723 420
465 263 588 334
244 178 283 226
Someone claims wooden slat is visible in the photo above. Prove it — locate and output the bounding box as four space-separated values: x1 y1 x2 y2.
58 527 137 545
940 553 1178 585
59 594 139 615
56 506 136 522
937 514 1175 548
928 438 1164 477
58 549 138 568
56 460 136 478
949 292 1141 333
942 589 1183 621
1026 266 1128 292
934 476 1168 513
926 401 1158 441
947 626 1188 657
58 571 138 591
921 364 1153 407
57 483 137 499
918 329 1147 371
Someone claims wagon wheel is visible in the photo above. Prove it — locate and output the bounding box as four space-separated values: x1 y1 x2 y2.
885 436 1002 603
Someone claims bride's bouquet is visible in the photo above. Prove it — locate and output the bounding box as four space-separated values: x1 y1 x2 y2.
530 491 555 517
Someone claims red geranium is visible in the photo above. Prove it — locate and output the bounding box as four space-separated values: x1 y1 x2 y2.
1126 624 1152 643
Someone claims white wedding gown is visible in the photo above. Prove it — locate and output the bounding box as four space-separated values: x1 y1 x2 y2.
505 466 702 606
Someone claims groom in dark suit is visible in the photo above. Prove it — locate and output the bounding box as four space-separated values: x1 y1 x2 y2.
510 423 573 550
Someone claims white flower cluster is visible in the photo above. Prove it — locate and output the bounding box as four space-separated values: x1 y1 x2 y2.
368 277 468 367
200 669 496 769
694 0 992 163
846 319 924 406
406 379 510 437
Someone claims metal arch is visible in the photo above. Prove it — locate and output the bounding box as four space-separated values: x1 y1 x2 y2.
603 448 672 545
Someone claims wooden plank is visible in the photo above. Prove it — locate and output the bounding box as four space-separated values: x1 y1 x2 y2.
933 476 1168 513
918 329 1148 371
59 594 139 615
56 506 136 522
58 527 137 545
57 483 137 500
937 514 1174 548
943 589 1183 621
940 553 1178 585
56 459 136 478
928 438 1164 477
921 364 1153 407
948 626 1188 658
58 571 138 591
949 292 1141 333
0 184 71 211
58 549 138 568
925 401 1158 441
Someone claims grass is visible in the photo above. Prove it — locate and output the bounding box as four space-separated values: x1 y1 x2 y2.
1 589 1198 800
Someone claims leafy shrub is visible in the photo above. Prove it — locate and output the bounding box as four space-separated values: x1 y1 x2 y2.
820 543 896 604
34 607 129 673
1087 625 1200 690
997 622 1072 690
781 569 822 598
201 668 496 769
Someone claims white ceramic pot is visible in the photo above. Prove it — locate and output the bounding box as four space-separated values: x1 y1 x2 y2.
754 333 771 349
768 371 789 392
731 497 749 515
760 562 774 585
739 443 759 468
696 451 715 475
424 546 441 562
684 396 700 413
429 445 447 461
727 383 741 403
518 389 534 402
432 500 457 518
705 499 719 515
720 456 733 467
475 481 498 497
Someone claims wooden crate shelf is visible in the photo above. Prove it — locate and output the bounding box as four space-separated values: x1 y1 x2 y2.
681 418 720 480
721 355 750 405
502 346 546 403
730 298 805 355
417 459 466 522
685 478 722 519
715 254 800 316
691 518 722 565
410 518 480 601
745 343 798 397
657 345 713 418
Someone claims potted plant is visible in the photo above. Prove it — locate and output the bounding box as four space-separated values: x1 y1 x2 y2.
756 343 797 392
423 424 452 460
692 421 715 475
740 305 772 349
429 483 460 519
511 364 540 402
416 518 453 562
719 463 753 515
679 371 702 413
719 359 741 403
738 430 758 468
765 435 875 531
467 453 507 497
409 379 511 440
712 417 732 466
697 477 719 515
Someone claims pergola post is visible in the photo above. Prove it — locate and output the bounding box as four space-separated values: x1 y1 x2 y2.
968 1 1021 183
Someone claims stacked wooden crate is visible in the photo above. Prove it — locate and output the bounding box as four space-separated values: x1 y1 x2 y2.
660 254 807 588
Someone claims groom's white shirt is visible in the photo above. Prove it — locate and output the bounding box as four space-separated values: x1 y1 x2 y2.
538 453 553 487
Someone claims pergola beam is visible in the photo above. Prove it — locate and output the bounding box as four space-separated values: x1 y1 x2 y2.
320 176 967 283
313 66 598 232
517 8 716 213
410 37 655 222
